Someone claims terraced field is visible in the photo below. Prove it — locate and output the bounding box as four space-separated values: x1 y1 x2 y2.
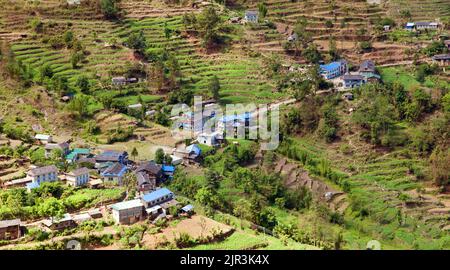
388 0 450 21
116 15 287 104
244 0 420 65
282 135 449 249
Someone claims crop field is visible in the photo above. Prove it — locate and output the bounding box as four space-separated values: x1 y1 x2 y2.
388 0 450 21
116 16 287 104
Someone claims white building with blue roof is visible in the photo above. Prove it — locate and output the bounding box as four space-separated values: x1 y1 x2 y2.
319 60 348 79
141 188 175 208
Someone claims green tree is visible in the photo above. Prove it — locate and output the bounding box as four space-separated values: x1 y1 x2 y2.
70 51 84 69
205 169 222 190
122 172 138 200
196 7 222 48
100 0 120 20
68 95 90 118
131 147 138 161
126 30 147 54
63 31 74 48
39 197 66 222
75 75 90 93
209 75 220 101
155 148 165 164
258 2 268 19
302 43 322 64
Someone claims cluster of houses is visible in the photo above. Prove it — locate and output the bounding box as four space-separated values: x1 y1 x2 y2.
405 22 439 31
319 59 381 89
109 187 193 225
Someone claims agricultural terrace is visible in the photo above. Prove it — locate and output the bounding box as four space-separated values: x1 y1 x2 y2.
116 16 287 104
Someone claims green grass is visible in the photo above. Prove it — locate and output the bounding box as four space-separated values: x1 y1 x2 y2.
188 231 317 250
379 67 421 91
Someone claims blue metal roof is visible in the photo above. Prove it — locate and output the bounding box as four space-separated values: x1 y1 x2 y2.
142 188 174 202
186 144 202 156
162 165 175 173
101 163 127 177
320 61 342 72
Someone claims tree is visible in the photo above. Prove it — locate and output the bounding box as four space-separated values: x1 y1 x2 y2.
302 43 322 64
257 207 278 230
71 51 84 69
258 2 268 19
194 187 220 208
205 169 221 190
126 30 147 54
131 147 138 161
39 64 53 83
63 31 74 48
196 7 222 48
39 197 66 222
163 22 172 39
100 0 120 20
166 54 181 88
400 9 412 21
155 148 165 164
75 75 90 94
429 148 449 188
329 37 338 60
119 175 137 204
68 95 90 118
209 75 220 101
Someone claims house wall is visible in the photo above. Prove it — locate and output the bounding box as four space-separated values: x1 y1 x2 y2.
103 176 123 185
0 226 20 240
29 171 58 185
112 207 143 224
67 174 89 187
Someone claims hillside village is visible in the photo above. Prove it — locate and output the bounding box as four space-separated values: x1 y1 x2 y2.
0 0 449 250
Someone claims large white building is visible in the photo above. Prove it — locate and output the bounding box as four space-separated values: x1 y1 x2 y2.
66 167 90 187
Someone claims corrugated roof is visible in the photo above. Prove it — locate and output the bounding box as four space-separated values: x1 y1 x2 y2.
0 219 21 228
186 144 202 156
142 188 174 202
110 199 143 211
320 61 345 72
162 165 175 172
135 161 161 175
181 204 194 212
29 165 58 176
35 134 52 140
432 54 450 60
96 150 127 162
45 142 69 150
343 74 365 80
68 167 90 176
101 163 127 177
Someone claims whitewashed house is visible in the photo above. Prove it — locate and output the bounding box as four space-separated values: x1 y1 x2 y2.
66 167 90 187
26 165 59 191
110 199 144 224
196 132 222 147
34 134 53 144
